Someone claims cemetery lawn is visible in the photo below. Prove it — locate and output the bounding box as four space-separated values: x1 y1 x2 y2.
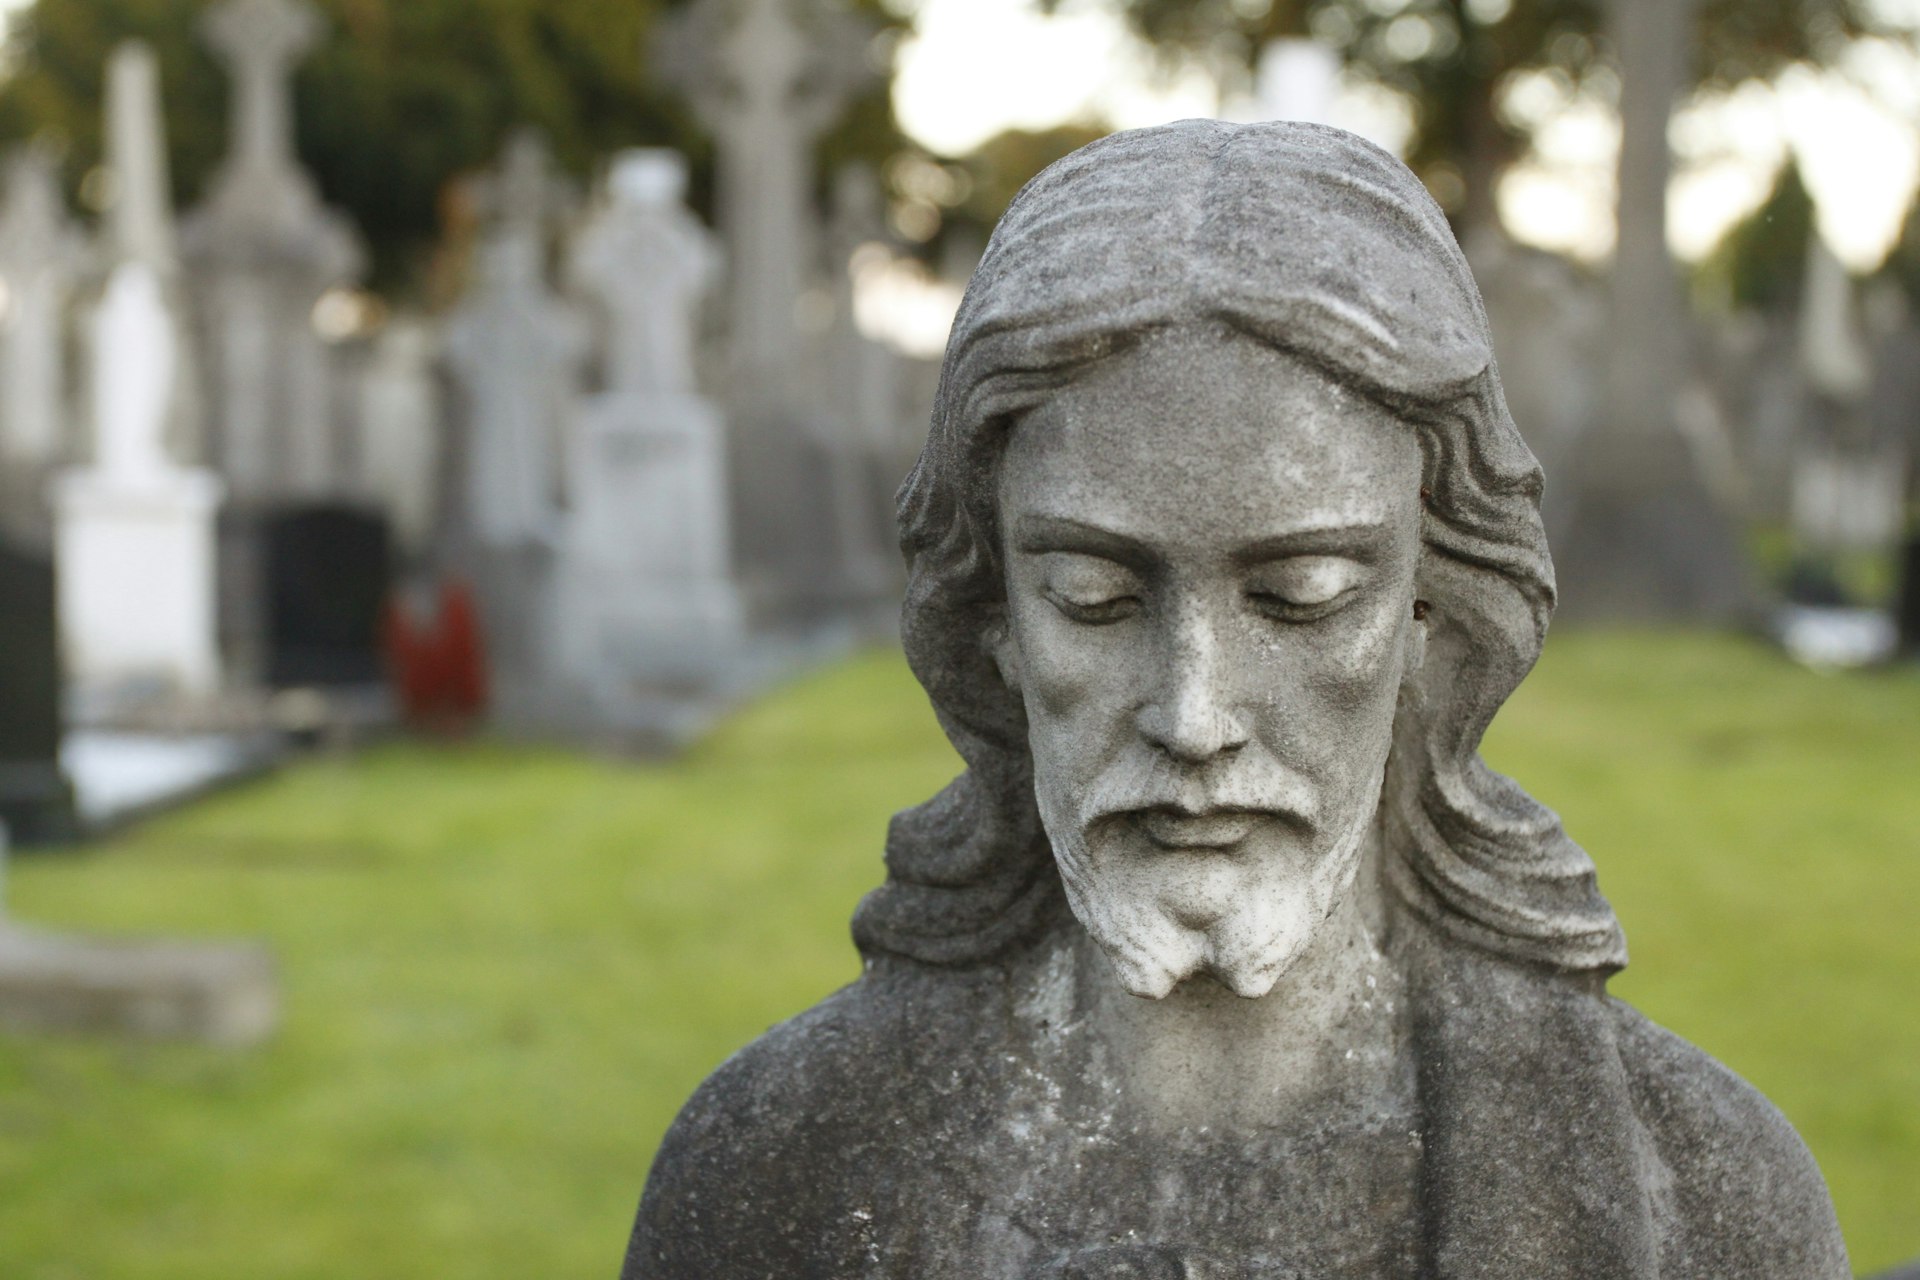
3 633 1918 1278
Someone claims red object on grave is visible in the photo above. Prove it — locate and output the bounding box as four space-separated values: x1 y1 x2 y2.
383 579 489 733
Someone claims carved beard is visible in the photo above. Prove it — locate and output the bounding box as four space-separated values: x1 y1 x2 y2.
1036 758 1383 1000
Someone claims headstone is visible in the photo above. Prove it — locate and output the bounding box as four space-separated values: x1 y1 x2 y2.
0 925 278 1045
817 163 902 595
182 0 365 502
54 46 224 700
0 148 84 483
658 0 886 623
444 131 585 552
0 542 76 844
443 132 587 708
261 503 392 687
54 259 225 697
1552 0 1753 621
621 123 1847 1278
658 0 875 377
356 318 443 559
555 150 743 693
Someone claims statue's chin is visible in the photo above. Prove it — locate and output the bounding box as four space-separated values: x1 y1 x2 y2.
1071 890 1310 1001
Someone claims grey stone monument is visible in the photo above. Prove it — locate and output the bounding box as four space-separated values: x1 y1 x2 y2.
182 0 365 503
355 317 443 560
554 149 743 696
623 123 1847 1279
443 130 588 707
658 0 888 622
53 42 225 699
1551 0 1752 621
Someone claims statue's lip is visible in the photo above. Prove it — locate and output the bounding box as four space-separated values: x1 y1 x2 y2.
1133 806 1266 850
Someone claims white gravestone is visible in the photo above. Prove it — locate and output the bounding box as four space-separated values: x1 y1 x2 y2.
53 41 223 696
556 150 742 687
443 131 587 550
182 0 365 502
356 318 443 558
0 149 84 472
55 261 224 695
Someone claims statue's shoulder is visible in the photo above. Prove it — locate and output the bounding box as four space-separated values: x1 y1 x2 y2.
1607 1000 1849 1278
621 963 997 1279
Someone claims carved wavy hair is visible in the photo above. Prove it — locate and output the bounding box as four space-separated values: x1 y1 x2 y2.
852 120 1627 976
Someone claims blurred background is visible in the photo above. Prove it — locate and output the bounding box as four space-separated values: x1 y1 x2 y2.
0 0 1915 1275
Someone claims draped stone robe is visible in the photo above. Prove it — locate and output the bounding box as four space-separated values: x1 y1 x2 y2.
623 898 1847 1279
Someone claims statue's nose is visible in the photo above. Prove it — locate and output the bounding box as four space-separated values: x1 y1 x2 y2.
1134 611 1252 763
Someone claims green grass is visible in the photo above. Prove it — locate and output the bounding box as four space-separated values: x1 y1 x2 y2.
1 634 1916 1276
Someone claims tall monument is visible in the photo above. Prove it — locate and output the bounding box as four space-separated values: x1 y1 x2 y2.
1552 0 1752 619
555 149 744 707
53 43 225 697
182 0 364 501
657 0 890 621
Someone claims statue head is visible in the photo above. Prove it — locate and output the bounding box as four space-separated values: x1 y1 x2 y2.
854 120 1626 989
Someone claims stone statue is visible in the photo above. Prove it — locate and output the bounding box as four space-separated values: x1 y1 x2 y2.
622 122 1847 1279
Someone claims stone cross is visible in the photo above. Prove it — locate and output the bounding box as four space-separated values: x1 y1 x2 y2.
566 150 719 397
0 148 84 469
200 0 321 178
658 0 878 375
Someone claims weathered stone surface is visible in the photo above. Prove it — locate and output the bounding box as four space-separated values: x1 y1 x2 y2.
623 121 1847 1279
0 925 277 1045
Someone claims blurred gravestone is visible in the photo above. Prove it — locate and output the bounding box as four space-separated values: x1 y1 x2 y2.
823 163 908 582
0 542 75 843
356 318 443 561
556 149 743 696
53 43 223 699
261 503 392 688
1552 0 1752 621
657 0 888 622
182 0 364 503
443 131 587 713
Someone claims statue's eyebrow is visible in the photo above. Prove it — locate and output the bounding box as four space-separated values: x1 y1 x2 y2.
1010 514 1153 569
1229 523 1396 567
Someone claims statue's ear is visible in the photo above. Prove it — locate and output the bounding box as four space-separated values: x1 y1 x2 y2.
984 614 1023 696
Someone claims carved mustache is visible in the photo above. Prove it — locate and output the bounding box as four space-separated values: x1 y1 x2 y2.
1072 748 1321 834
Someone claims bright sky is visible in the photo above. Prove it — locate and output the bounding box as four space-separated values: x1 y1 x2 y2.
890 0 1920 273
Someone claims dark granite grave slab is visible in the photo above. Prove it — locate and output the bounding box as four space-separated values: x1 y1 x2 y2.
0 540 76 844
263 503 393 688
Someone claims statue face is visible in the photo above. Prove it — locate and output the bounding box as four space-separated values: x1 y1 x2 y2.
997 328 1425 999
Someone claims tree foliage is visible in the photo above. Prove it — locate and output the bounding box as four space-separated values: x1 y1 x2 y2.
0 0 904 296
1695 159 1815 314
1046 0 1888 229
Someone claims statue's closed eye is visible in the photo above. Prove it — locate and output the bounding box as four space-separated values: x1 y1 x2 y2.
1245 556 1368 621
1041 554 1143 624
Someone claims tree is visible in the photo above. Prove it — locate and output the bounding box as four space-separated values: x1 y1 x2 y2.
1047 0 1889 233
0 0 904 296
1695 158 1815 314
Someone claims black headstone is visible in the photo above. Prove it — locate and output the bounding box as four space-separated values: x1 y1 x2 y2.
262 504 394 688
0 539 76 843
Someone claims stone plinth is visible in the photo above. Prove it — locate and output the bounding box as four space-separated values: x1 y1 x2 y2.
54 470 224 695
0 925 277 1045
554 392 743 690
